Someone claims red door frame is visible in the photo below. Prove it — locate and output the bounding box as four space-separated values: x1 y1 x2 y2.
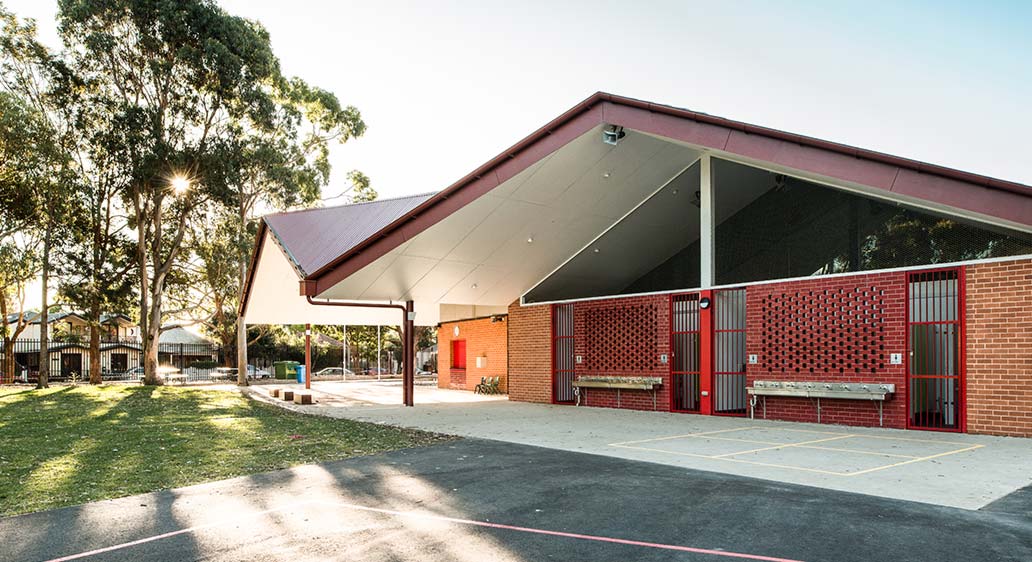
904 266 967 433
668 291 710 414
550 303 576 404
711 288 748 417
671 288 749 417
699 290 714 415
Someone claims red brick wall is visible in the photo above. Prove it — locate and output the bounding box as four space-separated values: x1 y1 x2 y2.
746 271 908 428
574 295 671 411
966 258 1032 437
438 316 508 392
507 301 551 403
507 257 1032 435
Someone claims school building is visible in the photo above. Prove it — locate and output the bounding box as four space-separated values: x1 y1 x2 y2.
241 92 1032 437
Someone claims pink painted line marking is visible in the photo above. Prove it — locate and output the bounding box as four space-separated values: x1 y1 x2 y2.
46 499 804 562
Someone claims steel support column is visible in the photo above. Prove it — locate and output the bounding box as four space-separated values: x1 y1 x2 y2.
304 296 411 406
699 154 715 289
304 323 312 390
403 300 414 407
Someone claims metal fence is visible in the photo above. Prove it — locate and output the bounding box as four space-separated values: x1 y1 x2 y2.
0 338 223 384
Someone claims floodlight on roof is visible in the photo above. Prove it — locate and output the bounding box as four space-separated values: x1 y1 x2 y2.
602 125 625 145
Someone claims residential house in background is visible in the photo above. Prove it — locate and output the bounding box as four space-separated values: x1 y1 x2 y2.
1 311 218 382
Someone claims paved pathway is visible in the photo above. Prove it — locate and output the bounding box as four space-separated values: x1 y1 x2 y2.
249 381 1032 509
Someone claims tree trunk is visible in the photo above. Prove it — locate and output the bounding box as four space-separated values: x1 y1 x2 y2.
3 338 13 384
236 195 248 386
236 257 248 386
88 303 102 384
136 192 157 386
236 313 248 386
142 283 162 386
36 232 50 389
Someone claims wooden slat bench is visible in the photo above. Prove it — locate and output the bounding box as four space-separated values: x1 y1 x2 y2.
747 380 896 426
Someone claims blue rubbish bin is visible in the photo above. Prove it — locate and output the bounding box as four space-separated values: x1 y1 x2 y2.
296 365 306 384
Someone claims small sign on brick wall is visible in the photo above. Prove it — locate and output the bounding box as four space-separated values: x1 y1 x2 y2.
890 353 903 365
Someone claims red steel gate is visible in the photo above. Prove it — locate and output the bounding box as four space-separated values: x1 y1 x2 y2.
670 293 701 412
907 268 965 431
713 288 748 416
552 303 576 404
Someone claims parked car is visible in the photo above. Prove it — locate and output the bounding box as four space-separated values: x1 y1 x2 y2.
247 365 271 379
209 365 270 381
211 367 236 381
362 367 393 376
123 365 180 380
314 367 354 378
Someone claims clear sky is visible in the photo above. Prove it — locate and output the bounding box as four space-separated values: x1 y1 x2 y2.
6 0 1032 204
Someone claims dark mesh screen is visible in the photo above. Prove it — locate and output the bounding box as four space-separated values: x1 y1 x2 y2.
523 163 701 303
713 159 1032 285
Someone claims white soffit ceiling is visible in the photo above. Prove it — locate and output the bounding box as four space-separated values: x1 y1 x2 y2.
318 126 703 307
245 231 439 325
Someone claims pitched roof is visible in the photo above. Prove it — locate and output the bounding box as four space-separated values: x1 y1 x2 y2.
263 193 437 277
158 326 213 345
4 311 84 325
5 311 133 325
297 92 1032 297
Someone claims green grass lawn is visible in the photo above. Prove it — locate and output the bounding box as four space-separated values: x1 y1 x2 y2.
0 385 450 516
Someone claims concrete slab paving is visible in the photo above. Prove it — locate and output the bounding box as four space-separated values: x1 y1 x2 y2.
246 381 1032 510
3 439 1031 562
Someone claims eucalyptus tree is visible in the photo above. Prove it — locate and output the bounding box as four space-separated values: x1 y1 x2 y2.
0 92 42 380
178 70 365 385
0 11 76 388
55 0 308 385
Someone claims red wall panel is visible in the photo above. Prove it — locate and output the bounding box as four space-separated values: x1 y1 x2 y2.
746 271 908 428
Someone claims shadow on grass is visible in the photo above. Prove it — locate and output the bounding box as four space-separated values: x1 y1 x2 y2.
0 385 442 517
0 384 447 560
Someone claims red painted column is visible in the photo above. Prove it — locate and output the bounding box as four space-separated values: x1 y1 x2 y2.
699 290 713 415
304 323 312 390
404 301 415 407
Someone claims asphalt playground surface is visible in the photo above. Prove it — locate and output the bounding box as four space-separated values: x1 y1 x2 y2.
3 438 1031 562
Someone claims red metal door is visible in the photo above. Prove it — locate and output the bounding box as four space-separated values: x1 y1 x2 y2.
906 268 965 432
551 303 576 404
670 293 701 412
713 288 748 416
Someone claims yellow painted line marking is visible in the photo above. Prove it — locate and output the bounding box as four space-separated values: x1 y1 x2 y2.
677 435 788 446
794 445 921 459
747 427 853 436
841 433 975 447
612 441 985 477
843 444 985 476
609 426 762 447
610 444 852 476
710 434 855 458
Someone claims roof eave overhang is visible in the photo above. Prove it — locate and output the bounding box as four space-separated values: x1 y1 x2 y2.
300 91 1032 298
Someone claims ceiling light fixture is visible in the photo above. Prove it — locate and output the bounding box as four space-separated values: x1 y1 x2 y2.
527 236 534 244
602 171 611 179
593 248 600 254
471 283 478 289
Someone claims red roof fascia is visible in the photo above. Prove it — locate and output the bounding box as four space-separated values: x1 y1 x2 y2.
303 91 1031 295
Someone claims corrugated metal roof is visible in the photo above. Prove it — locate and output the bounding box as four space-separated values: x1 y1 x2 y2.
263 192 436 276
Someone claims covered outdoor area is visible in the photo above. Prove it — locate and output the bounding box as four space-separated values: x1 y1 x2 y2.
250 379 507 409
248 385 1032 511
